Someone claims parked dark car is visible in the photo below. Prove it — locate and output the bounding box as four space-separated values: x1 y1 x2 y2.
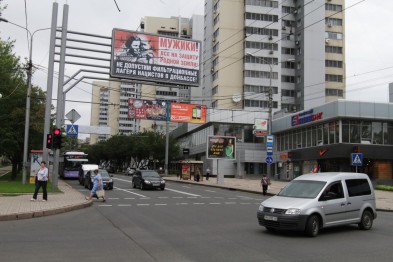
84 169 114 190
132 170 165 190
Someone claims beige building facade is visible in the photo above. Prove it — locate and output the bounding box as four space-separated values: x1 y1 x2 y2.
203 0 346 113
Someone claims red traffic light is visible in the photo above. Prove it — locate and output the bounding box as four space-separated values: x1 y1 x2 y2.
53 129 61 135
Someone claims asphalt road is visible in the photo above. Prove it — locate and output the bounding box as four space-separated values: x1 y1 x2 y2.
1 174 392 262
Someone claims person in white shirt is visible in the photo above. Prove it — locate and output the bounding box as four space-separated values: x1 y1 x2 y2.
31 161 49 201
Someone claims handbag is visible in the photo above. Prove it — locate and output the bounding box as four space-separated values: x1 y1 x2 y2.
96 189 105 198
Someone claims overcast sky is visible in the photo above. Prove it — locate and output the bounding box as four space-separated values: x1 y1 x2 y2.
1 0 393 138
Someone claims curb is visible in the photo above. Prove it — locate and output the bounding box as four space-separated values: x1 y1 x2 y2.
0 200 93 222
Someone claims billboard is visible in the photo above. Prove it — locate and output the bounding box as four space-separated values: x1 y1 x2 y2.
111 29 201 86
207 136 236 160
128 98 169 121
170 103 206 124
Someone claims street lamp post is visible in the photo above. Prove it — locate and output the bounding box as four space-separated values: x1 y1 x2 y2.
246 53 295 179
246 53 276 179
0 17 52 184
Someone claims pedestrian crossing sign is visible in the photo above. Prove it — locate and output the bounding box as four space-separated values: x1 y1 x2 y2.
66 124 78 137
351 153 363 166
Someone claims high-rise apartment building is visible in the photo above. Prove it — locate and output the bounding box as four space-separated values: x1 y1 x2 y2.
203 0 346 113
90 15 203 144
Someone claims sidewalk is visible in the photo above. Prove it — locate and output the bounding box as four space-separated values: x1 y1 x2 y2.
0 166 91 221
163 176 393 212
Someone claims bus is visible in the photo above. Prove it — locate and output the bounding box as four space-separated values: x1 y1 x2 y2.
60 151 89 179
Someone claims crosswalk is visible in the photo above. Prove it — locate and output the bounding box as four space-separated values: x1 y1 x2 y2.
92 195 263 207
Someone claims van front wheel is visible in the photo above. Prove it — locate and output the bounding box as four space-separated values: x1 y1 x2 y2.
305 215 320 237
358 210 373 230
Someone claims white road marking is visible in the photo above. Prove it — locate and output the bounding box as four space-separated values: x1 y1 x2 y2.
209 203 220 205
176 203 189 205
237 195 254 199
124 198 135 200
205 190 216 193
114 187 147 198
193 203 205 205
225 202 236 204
108 198 119 200
154 204 167 206
137 204 150 206
240 203 251 205
98 205 112 207
165 188 200 197
118 204 131 207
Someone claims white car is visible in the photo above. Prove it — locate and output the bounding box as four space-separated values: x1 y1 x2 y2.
257 172 377 237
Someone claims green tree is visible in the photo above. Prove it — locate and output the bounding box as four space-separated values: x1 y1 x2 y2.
0 38 46 179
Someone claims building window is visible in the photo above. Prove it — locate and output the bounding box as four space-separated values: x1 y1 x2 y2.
246 0 278 8
326 3 342 12
244 84 278 94
325 46 343 54
326 32 343 40
212 86 218 95
326 18 342 26
326 88 344 97
245 27 278 37
245 56 278 65
245 70 278 80
282 75 295 83
245 12 278 22
214 14 220 25
325 74 343 82
247 41 278 51
282 47 295 55
325 60 343 68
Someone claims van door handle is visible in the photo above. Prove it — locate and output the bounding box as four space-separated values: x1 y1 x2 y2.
341 203 346 206
347 202 351 205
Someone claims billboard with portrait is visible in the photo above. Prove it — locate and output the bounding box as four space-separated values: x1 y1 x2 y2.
111 29 201 86
170 103 206 124
206 136 236 160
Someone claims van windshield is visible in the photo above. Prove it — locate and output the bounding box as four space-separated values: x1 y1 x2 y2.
278 180 326 199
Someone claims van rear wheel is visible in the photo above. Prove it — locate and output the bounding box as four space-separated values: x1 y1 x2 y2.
358 210 373 230
305 215 320 237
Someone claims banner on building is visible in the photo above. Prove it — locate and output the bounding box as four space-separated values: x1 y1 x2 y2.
110 29 201 86
128 98 169 121
206 136 236 160
170 103 206 124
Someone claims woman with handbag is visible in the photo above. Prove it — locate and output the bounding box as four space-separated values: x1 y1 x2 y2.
86 169 106 202
261 174 270 196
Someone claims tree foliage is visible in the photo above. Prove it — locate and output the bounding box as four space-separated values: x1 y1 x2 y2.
83 131 180 172
0 38 46 179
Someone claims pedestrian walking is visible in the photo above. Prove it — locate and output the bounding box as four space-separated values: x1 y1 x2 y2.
206 168 210 181
31 161 49 201
261 174 271 196
85 169 106 202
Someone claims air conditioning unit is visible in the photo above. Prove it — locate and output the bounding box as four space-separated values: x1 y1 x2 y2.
325 39 330 44
213 10 217 15
269 35 273 40
295 40 300 45
269 50 274 54
327 23 332 27
211 68 214 72
282 26 287 30
212 38 216 42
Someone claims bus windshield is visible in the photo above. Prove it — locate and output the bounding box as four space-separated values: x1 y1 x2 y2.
61 152 88 179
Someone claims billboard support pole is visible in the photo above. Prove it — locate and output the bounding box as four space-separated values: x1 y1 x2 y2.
165 121 169 176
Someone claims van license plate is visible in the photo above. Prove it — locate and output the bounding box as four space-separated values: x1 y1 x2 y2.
264 215 277 221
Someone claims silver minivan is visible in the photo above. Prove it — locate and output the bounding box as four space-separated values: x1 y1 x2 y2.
257 172 377 237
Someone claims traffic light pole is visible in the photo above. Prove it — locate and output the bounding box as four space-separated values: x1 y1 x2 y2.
52 4 69 190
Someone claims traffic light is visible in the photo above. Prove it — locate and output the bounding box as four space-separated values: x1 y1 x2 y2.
46 134 53 149
53 129 62 149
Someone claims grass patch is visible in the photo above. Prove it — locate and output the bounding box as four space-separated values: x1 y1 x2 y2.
375 185 393 192
0 171 60 194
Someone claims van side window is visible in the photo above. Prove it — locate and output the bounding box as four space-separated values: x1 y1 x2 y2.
345 179 371 197
322 181 344 200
